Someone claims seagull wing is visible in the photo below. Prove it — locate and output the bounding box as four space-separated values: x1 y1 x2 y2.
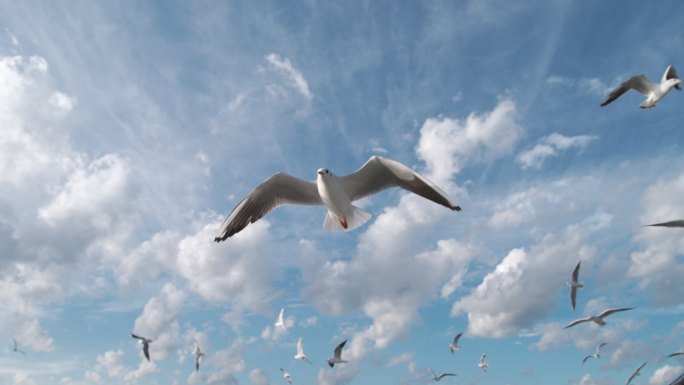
597 307 635 319
648 220 684 228
143 342 150 362
667 352 684 358
626 362 647 385
601 75 658 106
480 354 487 364
131 333 143 340
565 316 592 329
597 342 607 353
341 156 460 211
570 286 578 311
215 173 322 241
662 65 681 90
452 332 463 346
334 339 347 360
572 261 581 283
582 355 592 364
437 373 456 380
297 337 304 355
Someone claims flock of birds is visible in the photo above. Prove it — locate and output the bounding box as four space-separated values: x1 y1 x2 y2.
8 65 684 383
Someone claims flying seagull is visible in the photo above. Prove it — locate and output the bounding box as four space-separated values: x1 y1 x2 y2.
568 260 584 311
12 338 25 355
327 339 348 368
280 368 292 384
429 368 456 381
478 354 489 372
449 332 463 354
601 65 681 108
646 220 684 228
565 307 635 329
294 337 312 364
582 342 608 364
131 333 152 362
192 341 204 372
275 308 287 333
214 156 461 241
667 352 684 359
626 361 647 385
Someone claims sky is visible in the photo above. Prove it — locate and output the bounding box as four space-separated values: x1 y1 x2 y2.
1 1 684 384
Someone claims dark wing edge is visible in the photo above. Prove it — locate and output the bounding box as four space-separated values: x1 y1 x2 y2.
214 173 322 242
341 156 460 211
600 75 652 106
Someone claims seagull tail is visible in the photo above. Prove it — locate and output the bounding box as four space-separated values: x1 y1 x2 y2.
323 206 371 232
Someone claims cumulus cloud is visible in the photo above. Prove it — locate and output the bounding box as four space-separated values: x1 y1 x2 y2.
648 365 683 385
516 133 597 170
249 368 270 385
132 284 186 361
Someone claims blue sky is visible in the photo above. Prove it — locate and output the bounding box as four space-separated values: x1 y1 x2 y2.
1 1 684 384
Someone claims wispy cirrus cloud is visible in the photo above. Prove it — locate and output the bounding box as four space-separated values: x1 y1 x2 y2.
265 53 313 101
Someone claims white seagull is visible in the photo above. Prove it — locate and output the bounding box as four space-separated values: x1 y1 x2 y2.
193 341 205 372
626 361 647 385
478 354 488 372
131 333 152 362
280 368 292 384
647 220 684 228
601 65 681 108
449 332 463 354
582 342 607 364
429 368 456 381
275 308 287 333
214 156 461 241
565 307 635 329
568 260 584 311
12 338 25 355
327 339 348 368
294 337 312 364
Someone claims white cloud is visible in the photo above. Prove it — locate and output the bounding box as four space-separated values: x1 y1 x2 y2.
648 365 683 385
265 53 313 101
517 133 596 170
206 337 253 385
545 75 610 96
249 368 270 385
132 283 186 361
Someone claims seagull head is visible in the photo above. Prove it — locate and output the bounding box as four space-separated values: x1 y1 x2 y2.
317 168 331 177
674 78 682 90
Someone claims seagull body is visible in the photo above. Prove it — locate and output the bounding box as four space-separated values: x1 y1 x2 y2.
626 361 647 385
275 308 287 333
449 332 463 354
478 354 488 372
193 342 204 372
567 261 584 311
647 220 684 228
12 338 25 355
280 368 292 384
582 342 607 364
601 65 681 108
214 156 461 241
429 368 456 381
131 333 152 362
565 307 635 329
294 337 312 364
327 339 348 368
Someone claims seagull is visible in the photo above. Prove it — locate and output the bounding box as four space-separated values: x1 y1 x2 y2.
12 338 25 355
646 220 684 228
567 260 584 311
449 332 463 354
275 308 287 333
429 368 456 381
214 156 461 241
582 342 608 364
280 368 292 384
131 333 152 362
564 307 635 329
327 339 348 368
626 361 647 385
478 354 488 372
667 352 684 359
192 341 204 372
294 337 312 364
600 65 681 108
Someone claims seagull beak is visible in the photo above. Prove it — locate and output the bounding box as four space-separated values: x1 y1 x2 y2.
317 171 324 175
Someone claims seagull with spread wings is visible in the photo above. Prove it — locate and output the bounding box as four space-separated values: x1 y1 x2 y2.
449 332 463 354
131 333 153 362
12 338 25 355
582 342 607 364
294 337 312 364
601 65 681 108
568 260 584 311
214 156 461 241
565 307 635 329
626 361 647 385
429 368 456 381
478 354 489 372
646 220 684 228
327 339 348 368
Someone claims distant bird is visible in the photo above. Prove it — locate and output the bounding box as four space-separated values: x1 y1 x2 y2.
567 260 584 311
565 307 635 329
214 156 461 241
192 342 204 372
667 352 684 359
582 342 608 364
601 65 681 108
449 332 463 354
646 220 684 228
478 354 489 372
12 338 25 355
280 368 292 384
626 361 647 385
327 339 348 368
275 308 287 333
429 368 456 381
131 333 152 362
294 337 312 364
